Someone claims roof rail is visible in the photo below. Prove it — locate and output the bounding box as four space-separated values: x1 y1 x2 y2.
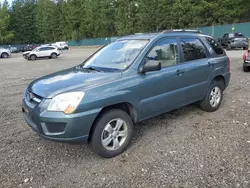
162 29 202 34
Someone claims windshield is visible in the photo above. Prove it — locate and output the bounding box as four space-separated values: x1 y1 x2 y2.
82 40 148 71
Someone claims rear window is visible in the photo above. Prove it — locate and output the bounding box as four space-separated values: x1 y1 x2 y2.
206 37 224 55
47 47 55 50
229 33 245 38
180 38 207 61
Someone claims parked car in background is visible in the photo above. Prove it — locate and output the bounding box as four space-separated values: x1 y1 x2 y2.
22 30 230 158
9 46 19 53
0 47 11 58
218 32 249 50
22 44 39 52
243 50 250 71
23 46 61 60
52 41 69 50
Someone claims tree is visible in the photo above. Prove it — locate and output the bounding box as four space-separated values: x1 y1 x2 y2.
3 0 250 44
9 0 37 44
0 2 14 44
115 0 140 36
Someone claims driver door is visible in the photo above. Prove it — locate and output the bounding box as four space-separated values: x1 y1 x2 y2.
139 38 188 119
37 47 47 57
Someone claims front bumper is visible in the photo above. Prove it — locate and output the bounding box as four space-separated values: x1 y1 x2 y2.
22 97 101 143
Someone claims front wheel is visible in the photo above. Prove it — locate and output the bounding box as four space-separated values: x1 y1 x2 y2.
91 109 134 158
51 53 57 59
29 55 36 61
1 52 9 58
200 80 224 112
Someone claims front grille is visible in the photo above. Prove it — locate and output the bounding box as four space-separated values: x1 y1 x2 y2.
25 90 43 105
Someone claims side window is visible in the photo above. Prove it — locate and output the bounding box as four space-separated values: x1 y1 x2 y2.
47 47 54 50
147 38 178 68
181 38 207 61
223 34 228 38
38 47 46 51
206 37 224 55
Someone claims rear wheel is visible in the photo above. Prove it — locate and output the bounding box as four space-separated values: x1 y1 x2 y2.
91 109 134 158
200 80 224 112
51 53 57 59
1 52 9 58
30 55 36 61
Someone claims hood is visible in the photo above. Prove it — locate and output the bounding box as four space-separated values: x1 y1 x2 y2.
28 67 122 98
23 51 31 55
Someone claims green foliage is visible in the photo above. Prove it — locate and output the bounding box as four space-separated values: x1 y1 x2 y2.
0 2 14 44
2 0 250 44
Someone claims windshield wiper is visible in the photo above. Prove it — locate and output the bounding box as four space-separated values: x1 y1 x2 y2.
76 65 102 72
85 66 101 72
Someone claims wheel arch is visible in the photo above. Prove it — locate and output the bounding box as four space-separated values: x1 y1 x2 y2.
213 75 225 89
88 102 138 142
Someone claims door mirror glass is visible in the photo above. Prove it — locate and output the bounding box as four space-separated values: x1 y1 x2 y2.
139 60 161 73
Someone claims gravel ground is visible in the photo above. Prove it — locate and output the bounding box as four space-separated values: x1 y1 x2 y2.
0 49 250 188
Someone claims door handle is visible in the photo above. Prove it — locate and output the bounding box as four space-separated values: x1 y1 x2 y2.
176 69 185 75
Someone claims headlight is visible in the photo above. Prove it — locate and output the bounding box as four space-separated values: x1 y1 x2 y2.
48 92 85 114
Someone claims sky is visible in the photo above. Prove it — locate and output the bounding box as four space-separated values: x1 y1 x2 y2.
0 0 12 5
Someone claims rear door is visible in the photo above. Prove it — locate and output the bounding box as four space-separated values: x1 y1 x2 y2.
45 47 55 56
178 37 212 102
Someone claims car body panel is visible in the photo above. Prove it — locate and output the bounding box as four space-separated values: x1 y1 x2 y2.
28 67 122 98
219 33 249 49
22 31 231 142
0 47 11 57
23 46 60 59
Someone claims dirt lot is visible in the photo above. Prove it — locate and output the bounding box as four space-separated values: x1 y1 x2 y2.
0 49 250 188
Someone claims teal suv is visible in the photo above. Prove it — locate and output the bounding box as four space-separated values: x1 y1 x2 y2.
22 30 230 158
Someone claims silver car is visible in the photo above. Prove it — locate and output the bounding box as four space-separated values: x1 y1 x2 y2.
0 47 11 58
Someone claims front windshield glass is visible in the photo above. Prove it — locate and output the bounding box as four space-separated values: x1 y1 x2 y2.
82 40 148 71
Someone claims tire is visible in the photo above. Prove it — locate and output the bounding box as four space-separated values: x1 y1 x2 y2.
51 53 57 59
243 47 248 50
1 52 9 58
200 80 224 112
29 55 36 61
227 43 232 50
243 65 249 72
91 109 134 158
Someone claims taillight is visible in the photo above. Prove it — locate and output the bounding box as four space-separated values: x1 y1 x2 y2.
243 50 249 61
228 56 230 72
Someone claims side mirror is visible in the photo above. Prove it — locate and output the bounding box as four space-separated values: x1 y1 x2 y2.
139 60 161 73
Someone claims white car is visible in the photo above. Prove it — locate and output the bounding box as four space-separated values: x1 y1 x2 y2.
0 47 11 58
52 41 69 50
23 46 61 60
